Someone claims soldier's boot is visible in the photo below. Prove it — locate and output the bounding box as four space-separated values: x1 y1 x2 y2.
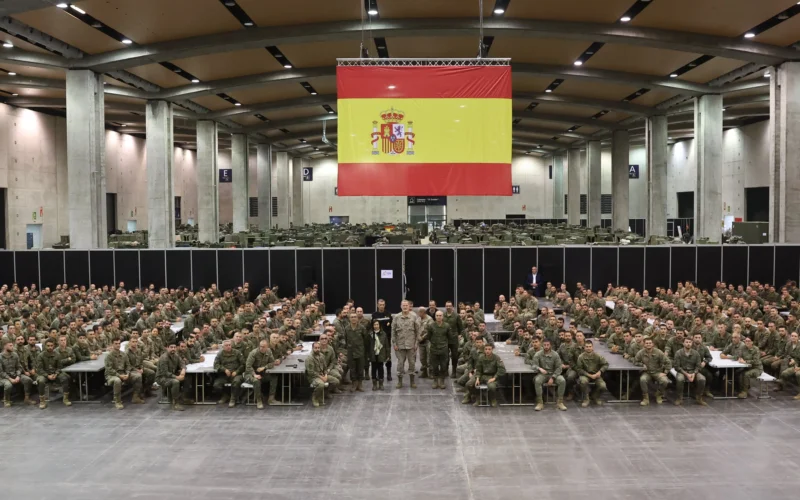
655 391 663 405
39 387 48 409
228 395 236 408
24 393 35 406
396 376 403 389
311 393 321 408
737 390 748 399
593 398 604 406
3 392 11 407
793 393 800 401
219 393 230 405
490 398 498 407
267 395 277 405
333 386 344 394
132 393 145 404
704 389 713 398
674 397 682 406
410 374 417 389
581 397 590 408
556 398 567 411
534 398 544 411
432 378 440 389
356 380 365 392
456 386 466 393
640 394 650 407
172 399 185 411
350 381 357 392
774 380 784 391
565 392 574 401
695 395 708 406
419 369 429 379
256 393 264 410
62 394 72 407
114 397 124 410
461 393 472 404
439 378 446 390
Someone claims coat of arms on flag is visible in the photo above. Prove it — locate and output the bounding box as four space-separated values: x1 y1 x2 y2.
371 108 415 155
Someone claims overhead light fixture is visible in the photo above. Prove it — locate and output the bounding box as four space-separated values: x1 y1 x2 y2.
494 8 505 14
243 21 253 26
669 73 678 78
224 0 236 5
764 72 770 78
121 39 132 44
310 91 317 95
191 78 200 83
744 32 755 38
2 43 12 48
121 124 127 127
545 89 552 93
367 9 378 15
573 61 583 66
56 3 68 8
11 93 17 96
234 102 242 106
328 110 334 114
7 72 16 76
70 5 86 14
284 64 292 68
620 16 631 22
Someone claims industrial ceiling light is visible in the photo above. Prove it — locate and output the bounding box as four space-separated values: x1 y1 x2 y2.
191 78 200 83
328 110 334 114
620 16 631 22
56 3 68 7
310 91 317 95
284 64 292 68
573 61 583 66
367 9 378 15
494 8 505 14
545 89 552 93
7 72 16 76
243 22 253 26
224 0 236 5
744 32 755 38
234 102 242 106
2 42 12 48
669 73 678 78
764 72 770 78
121 39 133 44
70 5 85 14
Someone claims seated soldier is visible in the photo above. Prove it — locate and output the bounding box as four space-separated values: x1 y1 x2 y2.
105 338 143 409
780 331 800 399
245 339 277 409
0 339 34 406
213 339 244 407
468 343 506 407
635 338 671 406
673 337 708 406
736 336 763 399
306 341 330 407
576 340 608 407
532 338 567 411
156 341 186 411
126 337 155 398
35 338 71 409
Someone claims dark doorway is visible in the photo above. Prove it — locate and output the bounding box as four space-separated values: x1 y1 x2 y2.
106 193 117 233
745 187 769 222
506 214 526 219
677 191 694 218
0 188 6 248
175 196 182 225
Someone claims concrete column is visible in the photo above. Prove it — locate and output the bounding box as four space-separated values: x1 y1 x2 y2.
274 152 290 229
145 100 174 249
552 155 565 219
231 133 249 233
646 115 668 237
567 148 581 225
695 94 723 242
587 140 602 228
611 129 630 232
257 144 272 231
196 120 219 243
292 158 305 226
66 70 106 248
769 62 800 242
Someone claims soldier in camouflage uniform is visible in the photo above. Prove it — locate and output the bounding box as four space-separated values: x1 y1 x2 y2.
426 310 451 390
344 312 369 392
673 337 707 406
780 332 800 399
126 337 155 398
246 340 277 409
532 338 567 411
634 338 671 406
306 342 330 407
0 340 33 406
213 339 245 407
467 344 506 407
576 341 608 407
156 342 186 411
416 307 432 378
737 336 763 399
35 338 71 409
457 338 485 397
392 300 419 389
105 338 143 409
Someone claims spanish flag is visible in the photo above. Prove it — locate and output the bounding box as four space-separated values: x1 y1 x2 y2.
336 62 512 196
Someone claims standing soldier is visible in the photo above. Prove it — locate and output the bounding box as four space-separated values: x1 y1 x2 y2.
469 344 506 407
426 311 451 390
0 340 33 406
391 300 419 389
35 339 71 409
367 320 389 390
371 299 393 382
156 342 186 411
416 307 432 379
105 338 143 409
344 312 369 392
213 339 244 407
442 301 462 377
635 338 672 406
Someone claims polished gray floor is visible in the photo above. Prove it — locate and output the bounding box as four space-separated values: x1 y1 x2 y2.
3 375 800 500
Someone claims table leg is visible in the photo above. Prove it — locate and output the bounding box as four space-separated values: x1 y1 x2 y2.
193 372 215 404
500 372 534 406
608 370 640 403
713 367 739 400
271 372 304 406
72 371 101 404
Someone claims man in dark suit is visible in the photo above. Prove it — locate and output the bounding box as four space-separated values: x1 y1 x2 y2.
527 266 543 297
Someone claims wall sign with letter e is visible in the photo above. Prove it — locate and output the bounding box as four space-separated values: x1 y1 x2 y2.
380 270 393 279
628 165 639 179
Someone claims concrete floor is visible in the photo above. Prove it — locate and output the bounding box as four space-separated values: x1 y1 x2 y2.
3 370 800 500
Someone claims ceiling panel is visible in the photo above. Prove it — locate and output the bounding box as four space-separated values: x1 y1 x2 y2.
679 58 747 84
105 94 146 105
631 0 799 37
754 14 800 46
385 36 477 58
279 40 362 68
171 49 284 81
230 115 263 126
306 76 337 94
226 81 311 104
491 38 590 65
380 0 491 18
76 0 242 45
555 79 639 101
512 74 557 92
628 89 677 107
236 0 361 26
529 102 598 118
0 86 64 98
13 8 125 54
264 107 329 121
0 36 51 54
0 63 64 80
126 63 190 88
190 95 231 111
598 110 630 122
520 118 601 134
585 44 700 76
507 0 632 23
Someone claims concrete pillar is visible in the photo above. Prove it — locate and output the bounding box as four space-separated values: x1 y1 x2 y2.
587 140 602 228
646 115 668 237
769 62 800 242
145 100 175 249
274 152 290 229
292 158 305 226
567 148 581 225
611 129 630 232
231 133 249 233
66 70 106 248
257 144 272 231
695 94 723 242
552 155 565 219
196 120 219 243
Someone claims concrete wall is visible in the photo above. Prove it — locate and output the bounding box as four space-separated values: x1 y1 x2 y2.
666 120 769 219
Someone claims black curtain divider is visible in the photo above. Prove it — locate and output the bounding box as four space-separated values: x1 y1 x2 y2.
404 248 429 306
430 248 455 306
618 247 644 292
322 249 349 310
89 250 114 288
538 247 564 291
484 248 510 307
166 250 192 290
670 246 696 289
217 249 244 294
243 249 270 300
722 246 748 288
114 250 140 289
296 249 322 294
39 250 64 289
564 247 590 294
510 247 537 291
0 252 14 287
139 250 166 290
696 246 722 291
376 249 402 309
775 246 800 287
269 249 296 297
456 248 483 306
748 245 774 286
644 247 670 291
65 251 90 288
191 249 217 291
591 247 617 292
14 251 38 289
349 248 376 310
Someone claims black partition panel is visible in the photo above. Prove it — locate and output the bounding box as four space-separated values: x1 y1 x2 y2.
565 247 590 294
775 246 800 287
217 249 244 293
456 248 483 305
140 250 166 289
270 249 296 297
296 249 322 293
618 247 644 291
538 247 564 291
15 251 38 289
350 248 376 310
644 247 670 292
114 250 140 289
591 247 617 292
722 246 747 287
404 248 429 306
243 249 270 300
670 246 696 289
39 251 64 289
322 249 349 309
510 248 537 291
166 250 191 289
430 248 455 305
376 248 402 309
748 246 774 286
65 251 89 288
191 250 217 290
696 246 721 291
89 250 114 287
484 248 510 306
0 252 13 286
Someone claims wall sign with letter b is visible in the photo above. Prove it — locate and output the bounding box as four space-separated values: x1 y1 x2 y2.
629 165 639 179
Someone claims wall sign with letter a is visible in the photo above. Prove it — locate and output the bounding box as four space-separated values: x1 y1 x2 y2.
219 169 232 182
629 165 639 179
303 167 313 181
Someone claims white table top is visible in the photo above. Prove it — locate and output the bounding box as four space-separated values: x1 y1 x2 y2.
605 300 615 310
709 349 749 368
186 352 217 373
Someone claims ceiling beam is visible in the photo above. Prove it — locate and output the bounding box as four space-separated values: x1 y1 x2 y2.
203 94 336 119
514 110 624 130
513 91 654 116
512 124 594 140
68 19 800 73
267 130 338 144
234 114 338 134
